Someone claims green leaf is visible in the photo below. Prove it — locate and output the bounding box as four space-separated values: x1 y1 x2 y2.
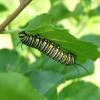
29 55 94 80
0 49 29 73
20 13 97 80
28 28 99 62
72 0 92 20
49 0 60 6
58 81 100 100
0 72 46 100
26 70 63 95
82 0 92 8
0 3 7 12
49 3 71 22
45 88 57 100
81 34 100 47
62 60 94 80
41 29 100 62
24 14 100 62
25 13 53 32
72 3 84 16
89 7 100 17
26 55 63 100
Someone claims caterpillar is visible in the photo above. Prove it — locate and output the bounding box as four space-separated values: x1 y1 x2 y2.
18 31 89 75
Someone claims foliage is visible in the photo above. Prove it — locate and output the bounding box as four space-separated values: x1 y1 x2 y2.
0 3 7 12
58 81 100 100
25 14 100 62
0 72 47 100
0 0 100 100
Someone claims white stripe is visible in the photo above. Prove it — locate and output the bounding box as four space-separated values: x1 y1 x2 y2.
34 38 40 47
46 44 54 54
52 48 59 58
40 41 47 51
65 54 70 64
58 52 64 61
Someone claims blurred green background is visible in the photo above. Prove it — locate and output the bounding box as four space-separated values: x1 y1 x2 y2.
0 0 100 100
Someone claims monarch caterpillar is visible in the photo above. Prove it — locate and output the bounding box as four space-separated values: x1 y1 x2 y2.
18 31 89 75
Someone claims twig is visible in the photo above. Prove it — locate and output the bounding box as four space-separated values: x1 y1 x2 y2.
0 0 32 32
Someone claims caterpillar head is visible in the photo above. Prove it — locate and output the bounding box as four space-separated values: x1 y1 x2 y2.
18 31 28 42
18 31 27 38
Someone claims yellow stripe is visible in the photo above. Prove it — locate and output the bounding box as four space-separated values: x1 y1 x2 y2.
50 47 58 57
60 53 67 63
63 54 68 64
40 41 47 50
58 52 64 61
45 44 54 54
34 38 40 47
65 54 70 64
55 50 62 60
31 37 35 46
51 48 59 58
40 41 49 52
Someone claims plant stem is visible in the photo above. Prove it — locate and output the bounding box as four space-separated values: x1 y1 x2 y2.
0 0 32 32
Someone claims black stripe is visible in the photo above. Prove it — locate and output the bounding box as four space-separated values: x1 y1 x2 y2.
28 36 32 45
42 43 49 52
52 48 60 59
33 35 40 48
26 36 32 46
40 40 48 51
46 43 54 55
65 54 70 64
34 38 40 48
30 36 34 46
58 52 64 62
22 36 28 44
48 46 55 57
64 54 69 64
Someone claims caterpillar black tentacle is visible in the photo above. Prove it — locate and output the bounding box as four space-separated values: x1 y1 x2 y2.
18 31 89 76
